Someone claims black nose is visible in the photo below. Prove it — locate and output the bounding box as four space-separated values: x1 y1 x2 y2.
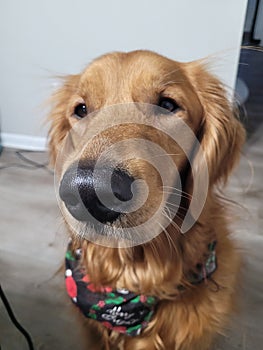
59 161 134 223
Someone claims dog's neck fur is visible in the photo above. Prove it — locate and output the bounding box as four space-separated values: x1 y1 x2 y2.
69 191 221 300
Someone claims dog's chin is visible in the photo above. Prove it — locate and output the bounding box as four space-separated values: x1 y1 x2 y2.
70 220 142 248
61 201 172 248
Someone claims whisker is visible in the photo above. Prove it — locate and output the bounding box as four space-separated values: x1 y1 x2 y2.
162 186 193 198
148 153 181 159
163 204 173 219
162 205 185 224
165 200 189 213
162 205 186 226
163 201 180 209
162 191 192 201
162 208 182 232
149 237 162 261
155 220 179 254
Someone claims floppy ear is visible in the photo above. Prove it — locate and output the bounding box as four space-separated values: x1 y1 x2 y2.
48 74 80 166
188 63 246 186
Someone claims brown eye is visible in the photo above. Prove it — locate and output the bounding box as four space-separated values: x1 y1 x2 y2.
158 97 180 113
74 103 87 119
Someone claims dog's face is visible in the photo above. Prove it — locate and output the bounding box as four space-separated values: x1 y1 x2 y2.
49 50 244 250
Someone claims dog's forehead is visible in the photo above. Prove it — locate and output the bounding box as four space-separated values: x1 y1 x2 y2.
81 50 185 86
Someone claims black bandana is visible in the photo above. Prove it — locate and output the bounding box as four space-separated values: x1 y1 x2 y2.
65 241 217 337
65 247 158 336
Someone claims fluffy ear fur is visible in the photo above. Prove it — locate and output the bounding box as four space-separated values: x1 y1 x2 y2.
48 74 80 166
188 63 246 186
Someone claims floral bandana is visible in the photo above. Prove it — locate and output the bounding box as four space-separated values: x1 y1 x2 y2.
65 246 158 336
65 241 217 337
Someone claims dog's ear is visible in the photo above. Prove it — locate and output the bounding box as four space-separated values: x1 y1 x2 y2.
187 62 246 186
48 74 80 166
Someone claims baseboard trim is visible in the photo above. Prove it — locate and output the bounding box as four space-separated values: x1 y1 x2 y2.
1 133 47 151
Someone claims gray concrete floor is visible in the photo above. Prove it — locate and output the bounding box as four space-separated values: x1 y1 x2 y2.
0 127 262 349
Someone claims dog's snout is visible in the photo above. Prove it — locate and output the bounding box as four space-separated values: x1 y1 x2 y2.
59 162 134 223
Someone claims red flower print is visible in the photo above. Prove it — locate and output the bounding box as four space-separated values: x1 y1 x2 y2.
140 295 147 303
98 300 105 308
65 269 77 300
102 321 113 330
82 274 91 283
113 326 127 333
87 283 97 292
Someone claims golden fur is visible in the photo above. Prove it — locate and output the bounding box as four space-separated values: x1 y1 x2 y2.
48 50 245 350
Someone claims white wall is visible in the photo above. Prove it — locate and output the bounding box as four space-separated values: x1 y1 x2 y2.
0 0 248 149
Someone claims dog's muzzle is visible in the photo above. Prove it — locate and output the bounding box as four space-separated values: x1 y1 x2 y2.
59 161 135 223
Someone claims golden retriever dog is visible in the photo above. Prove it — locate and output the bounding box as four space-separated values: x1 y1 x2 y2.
48 50 245 350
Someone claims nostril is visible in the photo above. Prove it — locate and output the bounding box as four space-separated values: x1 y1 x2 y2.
113 191 132 203
111 169 134 202
95 198 116 213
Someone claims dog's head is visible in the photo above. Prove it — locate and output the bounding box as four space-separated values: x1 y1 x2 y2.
49 50 245 289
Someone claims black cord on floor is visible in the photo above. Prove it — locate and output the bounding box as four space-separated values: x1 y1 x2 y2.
0 284 35 350
15 150 49 169
0 149 53 174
